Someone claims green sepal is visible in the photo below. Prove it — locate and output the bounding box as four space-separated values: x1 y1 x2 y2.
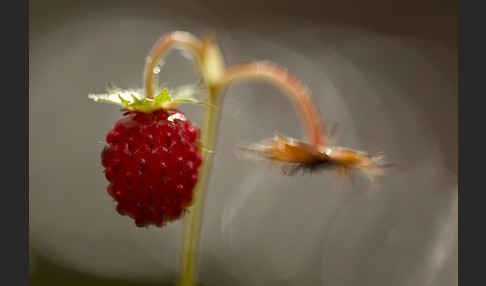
161 85 205 109
118 95 130 105
88 84 205 113
155 88 172 105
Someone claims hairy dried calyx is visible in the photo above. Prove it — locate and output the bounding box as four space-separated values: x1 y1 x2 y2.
89 84 204 113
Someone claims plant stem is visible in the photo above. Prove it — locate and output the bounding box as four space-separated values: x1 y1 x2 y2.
179 87 223 286
144 32 325 286
142 32 212 286
177 62 326 286
220 62 327 149
144 32 203 99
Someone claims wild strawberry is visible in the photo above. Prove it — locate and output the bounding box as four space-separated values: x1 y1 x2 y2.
90 87 204 227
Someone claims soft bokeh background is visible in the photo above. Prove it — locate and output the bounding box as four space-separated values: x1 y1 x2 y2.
30 0 457 285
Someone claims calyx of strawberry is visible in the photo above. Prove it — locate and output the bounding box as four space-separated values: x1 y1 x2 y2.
89 84 204 113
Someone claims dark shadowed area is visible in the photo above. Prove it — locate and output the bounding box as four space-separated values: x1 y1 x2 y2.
30 0 457 285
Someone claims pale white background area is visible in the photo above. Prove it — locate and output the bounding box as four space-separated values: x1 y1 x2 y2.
30 0 457 285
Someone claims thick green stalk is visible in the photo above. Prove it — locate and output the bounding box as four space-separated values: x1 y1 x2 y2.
179 86 224 286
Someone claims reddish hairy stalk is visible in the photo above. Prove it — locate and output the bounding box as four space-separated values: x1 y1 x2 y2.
220 62 328 149
144 32 204 99
143 32 225 286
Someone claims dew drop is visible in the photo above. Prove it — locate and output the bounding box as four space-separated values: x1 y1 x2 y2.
180 50 193 60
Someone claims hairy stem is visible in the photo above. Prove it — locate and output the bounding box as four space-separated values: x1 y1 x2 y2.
144 32 203 99
179 87 223 286
145 32 326 286
143 32 210 286
220 62 327 149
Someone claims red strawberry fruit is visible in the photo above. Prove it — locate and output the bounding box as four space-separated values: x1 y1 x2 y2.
90 87 204 227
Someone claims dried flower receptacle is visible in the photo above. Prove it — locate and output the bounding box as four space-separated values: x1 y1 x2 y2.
242 133 387 179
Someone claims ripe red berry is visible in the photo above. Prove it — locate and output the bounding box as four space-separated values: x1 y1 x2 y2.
101 109 202 227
